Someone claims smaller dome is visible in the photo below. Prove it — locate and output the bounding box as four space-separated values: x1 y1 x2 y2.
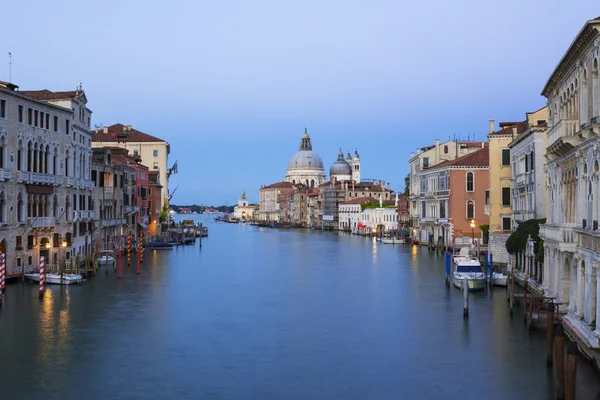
353 149 360 160
330 147 352 178
346 152 352 161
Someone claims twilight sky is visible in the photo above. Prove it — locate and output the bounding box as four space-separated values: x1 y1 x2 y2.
2 1 598 205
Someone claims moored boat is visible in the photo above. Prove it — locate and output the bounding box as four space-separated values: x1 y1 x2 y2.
380 238 404 244
452 253 486 291
147 242 174 250
25 273 84 285
97 250 115 265
490 271 508 287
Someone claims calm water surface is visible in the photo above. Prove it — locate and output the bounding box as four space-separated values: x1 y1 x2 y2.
1 215 599 399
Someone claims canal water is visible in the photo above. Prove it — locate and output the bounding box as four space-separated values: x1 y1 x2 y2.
1 215 599 400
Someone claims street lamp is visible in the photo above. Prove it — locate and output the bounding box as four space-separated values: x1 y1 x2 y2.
470 219 476 244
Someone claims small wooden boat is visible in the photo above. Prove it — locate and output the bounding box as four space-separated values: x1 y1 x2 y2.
25 273 84 285
147 242 174 250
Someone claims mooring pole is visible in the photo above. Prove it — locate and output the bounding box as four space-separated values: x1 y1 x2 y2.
555 323 565 400
39 256 45 300
546 303 555 366
463 277 469 318
565 341 578 400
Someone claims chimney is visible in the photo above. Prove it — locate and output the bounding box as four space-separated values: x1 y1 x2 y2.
482 142 485 148
489 120 495 134
127 125 132 131
95 127 98 134
435 139 439 147
512 126 518 138
410 152 414 158
103 127 108 134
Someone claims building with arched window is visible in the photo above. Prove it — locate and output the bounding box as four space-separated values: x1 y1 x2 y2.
538 16 600 359
0 81 94 277
417 145 489 248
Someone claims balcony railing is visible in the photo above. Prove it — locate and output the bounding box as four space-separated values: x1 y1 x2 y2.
124 205 139 214
101 218 125 227
0 168 11 181
65 176 76 187
104 187 114 195
28 216 56 228
540 224 576 251
515 174 526 186
547 119 579 149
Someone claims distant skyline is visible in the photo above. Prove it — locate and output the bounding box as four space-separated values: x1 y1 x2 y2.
2 1 598 204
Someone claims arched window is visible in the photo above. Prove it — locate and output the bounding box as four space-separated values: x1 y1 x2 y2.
444 145 448 154
466 172 474 192
466 200 474 219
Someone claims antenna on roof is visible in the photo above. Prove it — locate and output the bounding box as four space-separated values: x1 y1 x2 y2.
8 52 11 83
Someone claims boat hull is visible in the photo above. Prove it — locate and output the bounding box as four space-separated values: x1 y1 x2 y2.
452 275 487 291
25 273 84 285
97 257 115 265
380 238 404 244
491 274 508 287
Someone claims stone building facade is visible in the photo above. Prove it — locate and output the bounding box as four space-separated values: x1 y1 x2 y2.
539 16 600 356
0 81 94 275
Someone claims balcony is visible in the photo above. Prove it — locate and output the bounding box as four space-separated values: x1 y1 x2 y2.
65 176 76 187
124 205 139 214
28 216 56 228
75 210 95 220
539 224 576 252
515 173 526 186
484 204 490 215
547 119 581 156
101 218 125 227
0 168 11 181
104 187 114 195
55 176 64 185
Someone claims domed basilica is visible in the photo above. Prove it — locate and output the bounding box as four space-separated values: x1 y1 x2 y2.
285 129 360 186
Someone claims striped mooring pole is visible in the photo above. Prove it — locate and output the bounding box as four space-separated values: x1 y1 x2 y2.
140 231 143 264
0 253 5 304
39 256 45 299
1 253 6 292
127 232 131 266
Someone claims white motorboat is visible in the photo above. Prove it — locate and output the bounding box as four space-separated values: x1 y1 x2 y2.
452 253 486 291
97 250 115 265
380 238 405 244
490 271 508 287
25 273 84 285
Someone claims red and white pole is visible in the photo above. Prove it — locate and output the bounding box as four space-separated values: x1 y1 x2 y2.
39 256 45 299
1 253 5 292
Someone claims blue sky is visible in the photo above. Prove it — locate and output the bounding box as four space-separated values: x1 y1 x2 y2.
2 1 598 205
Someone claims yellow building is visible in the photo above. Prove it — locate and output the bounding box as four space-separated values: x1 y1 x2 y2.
487 107 548 263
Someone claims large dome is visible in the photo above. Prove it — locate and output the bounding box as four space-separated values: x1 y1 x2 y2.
288 150 324 170
330 148 352 178
285 129 326 187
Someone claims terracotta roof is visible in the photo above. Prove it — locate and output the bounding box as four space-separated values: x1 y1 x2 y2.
341 197 376 205
431 147 489 169
262 182 295 189
489 121 527 136
92 123 166 143
18 89 81 101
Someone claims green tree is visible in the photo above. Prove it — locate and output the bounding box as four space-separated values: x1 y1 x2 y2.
505 218 546 262
404 173 410 196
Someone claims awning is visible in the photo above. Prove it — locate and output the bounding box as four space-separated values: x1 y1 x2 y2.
138 222 148 231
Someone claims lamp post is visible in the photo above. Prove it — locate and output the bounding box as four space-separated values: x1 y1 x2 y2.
470 219 476 245
60 240 67 285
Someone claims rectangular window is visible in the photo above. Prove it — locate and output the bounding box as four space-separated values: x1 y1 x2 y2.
91 170 97 184
485 189 489 205
45 113 50 129
421 201 426 217
53 116 58 132
0 99 6 118
18 105 23 123
422 157 429 168
28 108 32 125
40 112 44 127
502 187 511 206
502 149 510 166
65 119 70 134
153 150 158 157
439 200 445 218
34 110 38 126
27 235 34 249
148 188 152 196
530 150 534 171
133 150 139 157
153 162 158 169
16 236 23 250
502 217 512 231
